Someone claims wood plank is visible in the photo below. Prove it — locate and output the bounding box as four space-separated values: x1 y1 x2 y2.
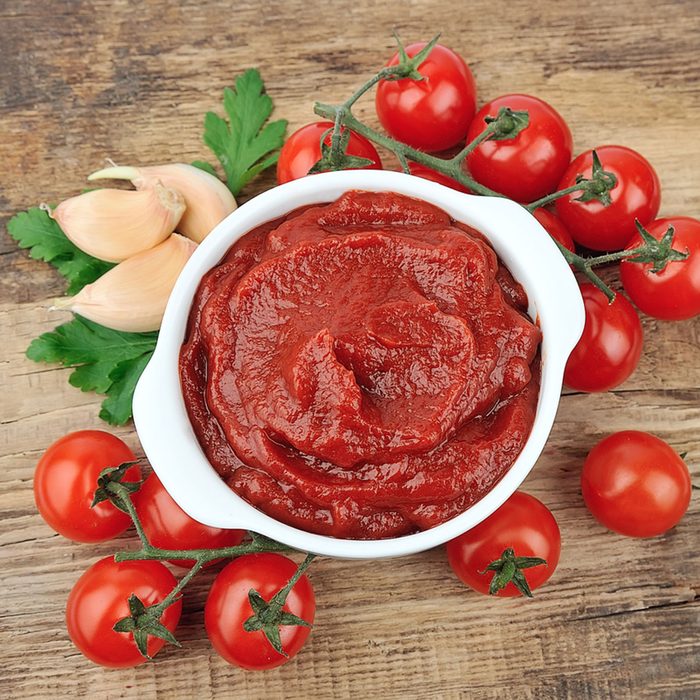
1 0 698 698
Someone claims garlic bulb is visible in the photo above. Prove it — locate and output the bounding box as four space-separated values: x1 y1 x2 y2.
88 163 236 243
54 234 197 332
52 184 185 262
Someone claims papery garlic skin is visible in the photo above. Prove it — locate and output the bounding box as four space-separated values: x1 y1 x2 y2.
88 163 236 243
54 234 197 332
52 185 185 262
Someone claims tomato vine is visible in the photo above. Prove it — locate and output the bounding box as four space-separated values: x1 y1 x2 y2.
96 464 314 661
312 33 688 300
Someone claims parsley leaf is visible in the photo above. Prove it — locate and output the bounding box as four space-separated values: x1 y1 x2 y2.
27 316 157 425
7 207 113 295
202 69 287 196
99 354 153 425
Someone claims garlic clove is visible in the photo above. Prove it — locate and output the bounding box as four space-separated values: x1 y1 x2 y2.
88 163 236 243
52 184 185 262
53 233 197 332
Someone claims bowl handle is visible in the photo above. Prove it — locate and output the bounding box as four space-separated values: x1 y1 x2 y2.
134 351 289 533
467 194 586 360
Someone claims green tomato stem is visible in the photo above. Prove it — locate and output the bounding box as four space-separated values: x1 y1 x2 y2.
269 553 316 608
451 124 498 163
104 482 307 653
311 35 669 302
525 183 586 212
151 559 205 616
584 245 646 268
107 481 151 549
114 537 294 564
314 101 500 196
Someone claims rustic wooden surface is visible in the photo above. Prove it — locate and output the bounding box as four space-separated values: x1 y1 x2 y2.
1 1 699 698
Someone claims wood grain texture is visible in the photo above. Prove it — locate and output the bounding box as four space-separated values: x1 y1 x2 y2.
1 1 699 698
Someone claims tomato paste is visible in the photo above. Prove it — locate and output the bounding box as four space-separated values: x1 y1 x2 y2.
180 191 541 539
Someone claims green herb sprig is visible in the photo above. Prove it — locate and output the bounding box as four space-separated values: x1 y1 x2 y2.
11 70 284 425
8 207 113 295
27 317 157 425
199 68 288 196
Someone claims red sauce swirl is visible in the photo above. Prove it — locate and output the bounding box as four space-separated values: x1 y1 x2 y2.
180 191 541 539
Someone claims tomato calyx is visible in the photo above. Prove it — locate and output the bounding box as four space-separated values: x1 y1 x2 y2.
573 150 618 206
91 461 142 513
526 150 618 213
484 107 530 141
113 592 182 659
308 126 377 175
242 553 316 656
481 547 547 598
386 30 442 82
561 219 691 301
624 221 689 273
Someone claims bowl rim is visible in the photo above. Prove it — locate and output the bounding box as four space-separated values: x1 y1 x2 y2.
133 169 584 559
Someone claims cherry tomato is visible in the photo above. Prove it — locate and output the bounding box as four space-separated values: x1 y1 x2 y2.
446 492 561 597
564 284 643 393
620 216 700 320
533 208 575 253
408 162 471 193
555 145 661 251
205 553 315 670
375 42 477 152
34 430 140 543
466 94 573 203
135 473 245 568
66 556 181 668
582 431 691 537
276 121 382 184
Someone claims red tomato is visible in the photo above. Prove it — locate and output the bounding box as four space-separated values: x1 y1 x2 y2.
620 216 700 320
446 492 561 597
408 162 471 193
66 556 182 668
564 284 643 392
533 208 575 253
466 94 573 202
34 430 140 543
375 42 477 152
555 145 661 251
276 121 382 184
582 431 691 537
205 553 315 670
135 474 245 568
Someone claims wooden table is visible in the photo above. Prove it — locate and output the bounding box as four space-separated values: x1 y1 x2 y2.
1 1 698 698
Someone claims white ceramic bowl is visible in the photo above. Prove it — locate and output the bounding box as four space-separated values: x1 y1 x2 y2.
133 170 584 559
